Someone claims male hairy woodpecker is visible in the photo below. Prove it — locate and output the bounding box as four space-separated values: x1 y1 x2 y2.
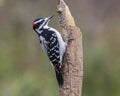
32 15 66 87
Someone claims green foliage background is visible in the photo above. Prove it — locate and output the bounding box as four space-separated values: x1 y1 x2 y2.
0 0 120 96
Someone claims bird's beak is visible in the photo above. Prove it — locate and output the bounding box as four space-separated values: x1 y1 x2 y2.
47 15 54 20
45 15 54 22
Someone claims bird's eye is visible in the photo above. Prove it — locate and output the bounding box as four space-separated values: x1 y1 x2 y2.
38 20 44 25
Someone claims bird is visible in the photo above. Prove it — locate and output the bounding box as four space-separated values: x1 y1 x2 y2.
32 15 67 87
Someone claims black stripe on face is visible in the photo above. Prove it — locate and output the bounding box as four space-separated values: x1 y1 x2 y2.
34 18 43 22
33 18 45 29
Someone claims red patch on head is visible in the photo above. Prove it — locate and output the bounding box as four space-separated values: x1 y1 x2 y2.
32 22 36 28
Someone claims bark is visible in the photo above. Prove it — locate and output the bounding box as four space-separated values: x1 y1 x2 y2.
57 0 83 96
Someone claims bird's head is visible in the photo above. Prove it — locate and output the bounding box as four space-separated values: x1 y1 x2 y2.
32 15 54 31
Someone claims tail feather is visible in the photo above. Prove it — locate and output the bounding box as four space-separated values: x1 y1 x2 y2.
55 69 63 87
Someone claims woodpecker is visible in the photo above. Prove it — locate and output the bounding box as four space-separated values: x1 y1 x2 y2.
32 15 66 87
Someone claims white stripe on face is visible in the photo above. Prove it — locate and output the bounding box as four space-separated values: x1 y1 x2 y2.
34 19 43 24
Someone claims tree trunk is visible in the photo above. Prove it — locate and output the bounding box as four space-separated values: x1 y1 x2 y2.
57 0 83 96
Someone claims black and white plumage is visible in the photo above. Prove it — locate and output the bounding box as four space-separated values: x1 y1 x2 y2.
32 15 66 87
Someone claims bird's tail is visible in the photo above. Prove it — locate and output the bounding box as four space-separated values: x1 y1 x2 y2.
55 69 63 87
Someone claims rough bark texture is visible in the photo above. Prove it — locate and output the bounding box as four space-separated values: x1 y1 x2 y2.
57 0 83 96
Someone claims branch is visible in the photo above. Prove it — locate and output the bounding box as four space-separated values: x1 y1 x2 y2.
57 0 83 96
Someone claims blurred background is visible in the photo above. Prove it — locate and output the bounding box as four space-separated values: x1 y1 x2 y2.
0 0 120 96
